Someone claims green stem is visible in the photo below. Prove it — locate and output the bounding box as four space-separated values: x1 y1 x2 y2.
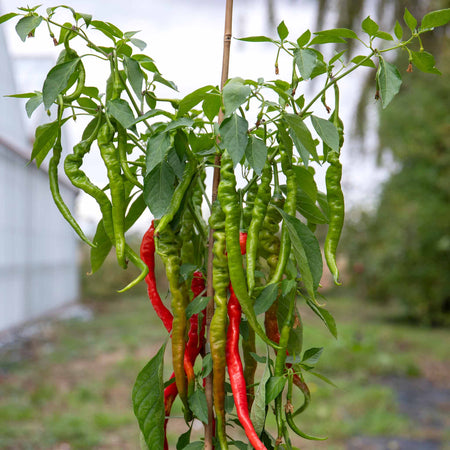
301 50 376 115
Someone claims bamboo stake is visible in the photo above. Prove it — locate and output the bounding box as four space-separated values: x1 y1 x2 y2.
204 0 234 448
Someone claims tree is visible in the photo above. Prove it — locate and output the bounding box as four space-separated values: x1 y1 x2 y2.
347 39 450 326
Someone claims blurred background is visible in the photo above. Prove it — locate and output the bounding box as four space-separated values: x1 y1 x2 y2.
0 0 449 449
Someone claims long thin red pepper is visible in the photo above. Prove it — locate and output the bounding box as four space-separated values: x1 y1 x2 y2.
184 271 206 395
227 285 267 450
140 221 173 332
163 375 178 450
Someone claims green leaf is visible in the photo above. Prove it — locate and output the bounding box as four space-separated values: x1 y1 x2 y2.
15 15 43 41
411 51 441 75
202 93 222 122
75 12 92 27
237 36 275 43
361 16 379 36
202 353 213 378
125 194 146 231
223 78 251 117
106 99 137 130
420 8 450 30
153 73 178 91
310 35 346 45
167 148 185 180
177 85 214 118
296 30 311 47
183 443 204 450
219 113 249 167
302 347 323 366
308 371 337 388
311 115 339 152
296 188 328 224
90 220 112 273
292 166 317 201
230 441 248 450
351 55 376 68
265 376 286 404
132 343 166 449
91 20 121 39
317 191 329 219
329 50 347 65
374 31 393 41
314 28 358 40
254 283 279 316
294 48 318 80
279 210 323 295
31 120 58 166
124 56 144 100
277 21 289 40
5 92 36 98
0 12 18 24
130 38 147 51
26 93 43 117
186 295 210 319
376 58 402 109
77 97 97 110
188 390 208 424
284 114 318 163
130 109 173 126
134 54 159 73
144 161 175 218
250 349 270 436
394 20 403 40
165 118 193 133
82 86 100 99
403 8 417 31
306 300 337 338
245 136 268 176
176 429 192 450
42 58 80 109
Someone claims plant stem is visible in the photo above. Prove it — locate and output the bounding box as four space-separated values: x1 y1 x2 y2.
301 50 376 116
205 1 234 448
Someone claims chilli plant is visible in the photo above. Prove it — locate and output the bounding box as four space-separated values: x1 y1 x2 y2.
1 3 449 449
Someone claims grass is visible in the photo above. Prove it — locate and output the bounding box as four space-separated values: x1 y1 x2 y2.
0 287 449 449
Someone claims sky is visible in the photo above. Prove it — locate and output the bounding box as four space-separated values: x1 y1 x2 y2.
0 0 392 232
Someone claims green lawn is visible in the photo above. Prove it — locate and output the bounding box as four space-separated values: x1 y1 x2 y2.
0 290 448 449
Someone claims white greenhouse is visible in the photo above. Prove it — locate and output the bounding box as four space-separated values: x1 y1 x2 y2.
0 24 80 334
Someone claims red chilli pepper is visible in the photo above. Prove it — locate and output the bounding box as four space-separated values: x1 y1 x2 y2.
239 231 248 255
140 221 173 332
227 285 267 450
163 374 178 450
184 271 206 396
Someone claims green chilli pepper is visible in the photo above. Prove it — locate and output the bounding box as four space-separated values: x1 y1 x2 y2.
117 124 143 190
285 372 327 441
155 157 197 235
242 178 258 230
218 151 280 350
64 118 147 291
49 101 94 247
246 161 272 295
269 145 297 285
208 199 229 449
156 224 191 419
324 83 345 285
98 121 127 269
324 150 344 285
